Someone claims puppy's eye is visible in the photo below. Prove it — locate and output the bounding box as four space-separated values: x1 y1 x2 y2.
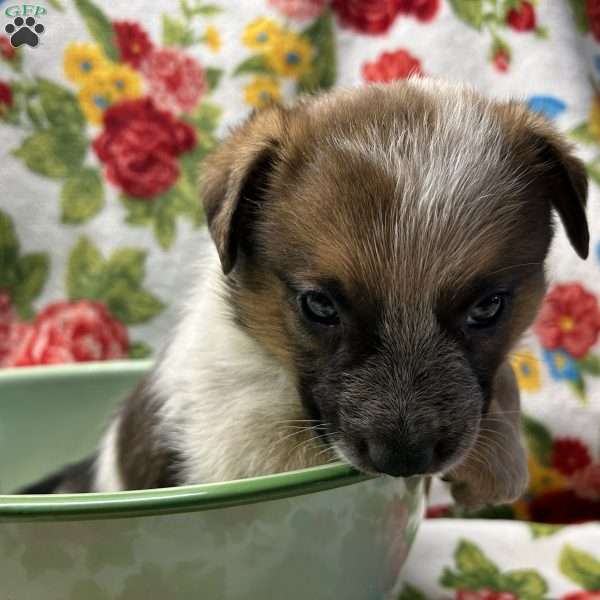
466 294 505 327
299 291 339 326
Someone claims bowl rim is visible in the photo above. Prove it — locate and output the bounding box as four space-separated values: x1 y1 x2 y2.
0 361 373 522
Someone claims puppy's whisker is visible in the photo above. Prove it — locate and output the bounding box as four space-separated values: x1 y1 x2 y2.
287 430 332 457
269 425 327 454
480 417 525 435
472 435 517 473
315 445 336 460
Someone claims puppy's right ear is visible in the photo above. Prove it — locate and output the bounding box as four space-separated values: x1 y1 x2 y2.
201 107 285 275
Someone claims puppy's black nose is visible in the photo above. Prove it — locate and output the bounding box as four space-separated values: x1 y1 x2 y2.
367 440 433 477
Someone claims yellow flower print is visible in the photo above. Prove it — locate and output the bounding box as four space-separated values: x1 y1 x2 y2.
104 64 142 100
244 76 281 108
64 42 109 85
242 17 282 50
78 65 142 125
78 73 117 124
589 97 600 143
205 25 221 52
266 31 312 78
510 350 541 392
511 499 530 520
527 455 566 496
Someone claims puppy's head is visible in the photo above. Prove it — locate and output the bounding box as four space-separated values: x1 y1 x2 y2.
201 80 588 478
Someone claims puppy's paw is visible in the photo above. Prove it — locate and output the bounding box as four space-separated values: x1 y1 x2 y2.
445 442 529 509
443 361 529 509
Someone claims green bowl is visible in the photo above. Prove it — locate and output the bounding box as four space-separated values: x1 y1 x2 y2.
0 361 424 600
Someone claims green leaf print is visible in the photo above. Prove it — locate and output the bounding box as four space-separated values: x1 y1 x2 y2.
440 539 502 590
528 523 564 539
74 0 119 60
121 188 196 251
569 0 589 32
61 167 104 224
570 122 598 145
205 67 223 93
569 376 587 404
298 9 336 94
396 583 430 600
66 237 164 325
560 545 600 589
0 211 19 290
24 99 45 128
234 54 275 76
36 78 85 132
578 354 600 375
12 129 86 178
162 14 196 47
121 195 155 226
180 1 223 17
176 149 207 226
455 540 500 578
440 538 549 599
105 285 164 325
170 182 204 226
12 253 49 319
104 249 147 289
501 569 548 599
188 101 222 134
128 341 153 359
67 237 105 300
521 414 553 466
449 0 484 29
587 162 600 187
153 204 177 250
0 210 50 319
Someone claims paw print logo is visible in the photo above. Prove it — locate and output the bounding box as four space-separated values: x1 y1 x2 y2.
5 16 45 48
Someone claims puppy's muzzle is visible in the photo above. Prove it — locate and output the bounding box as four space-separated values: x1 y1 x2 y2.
366 437 434 477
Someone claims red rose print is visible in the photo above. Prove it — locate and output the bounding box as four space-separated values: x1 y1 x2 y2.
141 48 206 115
398 0 440 22
562 592 600 600
456 590 518 600
587 0 600 43
551 438 592 476
93 97 196 199
268 0 327 20
534 283 600 358
113 21 154 69
332 0 401 34
362 49 423 83
0 81 13 108
0 35 15 60
573 464 600 501
493 49 510 72
426 504 451 518
506 1 536 31
529 489 600 524
9 300 129 366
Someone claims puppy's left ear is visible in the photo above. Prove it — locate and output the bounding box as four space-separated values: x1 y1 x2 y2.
201 106 285 274
525 115 590 259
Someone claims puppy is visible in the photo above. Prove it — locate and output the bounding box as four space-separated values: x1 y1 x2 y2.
21 79 589 508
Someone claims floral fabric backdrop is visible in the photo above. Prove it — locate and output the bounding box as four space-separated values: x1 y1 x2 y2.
1 0 600 596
